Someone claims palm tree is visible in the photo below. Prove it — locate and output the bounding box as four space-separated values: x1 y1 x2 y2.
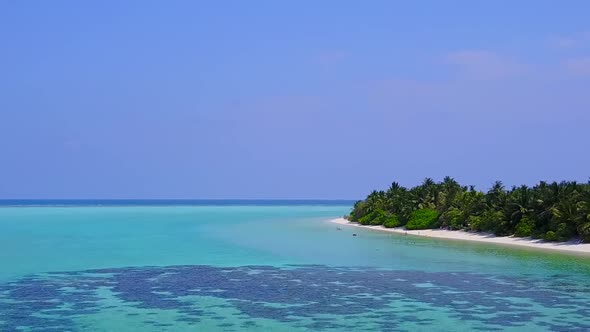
365 190 386 213
505 185 533 228
438 176 461 211
486 181 506 210
385 182 407 215
413 178 438 210
575 192 590 241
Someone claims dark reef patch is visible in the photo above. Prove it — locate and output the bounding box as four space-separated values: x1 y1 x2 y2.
1 265 590 331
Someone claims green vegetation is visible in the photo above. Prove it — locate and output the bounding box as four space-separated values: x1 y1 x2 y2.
406 209 438 230
383 214 399 228
349 177 590 242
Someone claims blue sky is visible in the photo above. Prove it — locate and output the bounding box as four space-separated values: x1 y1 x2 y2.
1 1 589 199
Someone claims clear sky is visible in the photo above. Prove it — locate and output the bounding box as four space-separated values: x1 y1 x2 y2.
1 1 589 199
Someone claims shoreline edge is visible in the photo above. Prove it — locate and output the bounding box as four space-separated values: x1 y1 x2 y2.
330 218 590 256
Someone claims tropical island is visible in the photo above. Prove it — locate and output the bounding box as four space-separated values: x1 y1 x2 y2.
345 177 590 243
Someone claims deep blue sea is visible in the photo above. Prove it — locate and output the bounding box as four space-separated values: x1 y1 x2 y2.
1 200 590 331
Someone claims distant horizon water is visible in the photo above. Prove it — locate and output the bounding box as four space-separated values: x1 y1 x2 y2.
0 199 357 207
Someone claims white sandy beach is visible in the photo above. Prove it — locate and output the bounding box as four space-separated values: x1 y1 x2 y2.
330 218 590 255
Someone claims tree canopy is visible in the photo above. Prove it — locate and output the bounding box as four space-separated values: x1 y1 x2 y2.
349 177 590 242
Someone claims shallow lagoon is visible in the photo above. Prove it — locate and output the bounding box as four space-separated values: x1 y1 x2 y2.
1 203 589 331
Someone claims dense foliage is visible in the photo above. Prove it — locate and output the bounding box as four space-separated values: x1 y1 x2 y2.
405 209 439 230
349 177 590 242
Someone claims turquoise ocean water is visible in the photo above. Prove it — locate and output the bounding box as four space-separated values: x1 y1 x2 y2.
1 200 590 331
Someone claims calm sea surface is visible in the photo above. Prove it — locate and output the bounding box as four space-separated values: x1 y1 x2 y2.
1 200 589 331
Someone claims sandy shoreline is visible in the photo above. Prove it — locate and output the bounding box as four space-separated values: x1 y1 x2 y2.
330 218 590 256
